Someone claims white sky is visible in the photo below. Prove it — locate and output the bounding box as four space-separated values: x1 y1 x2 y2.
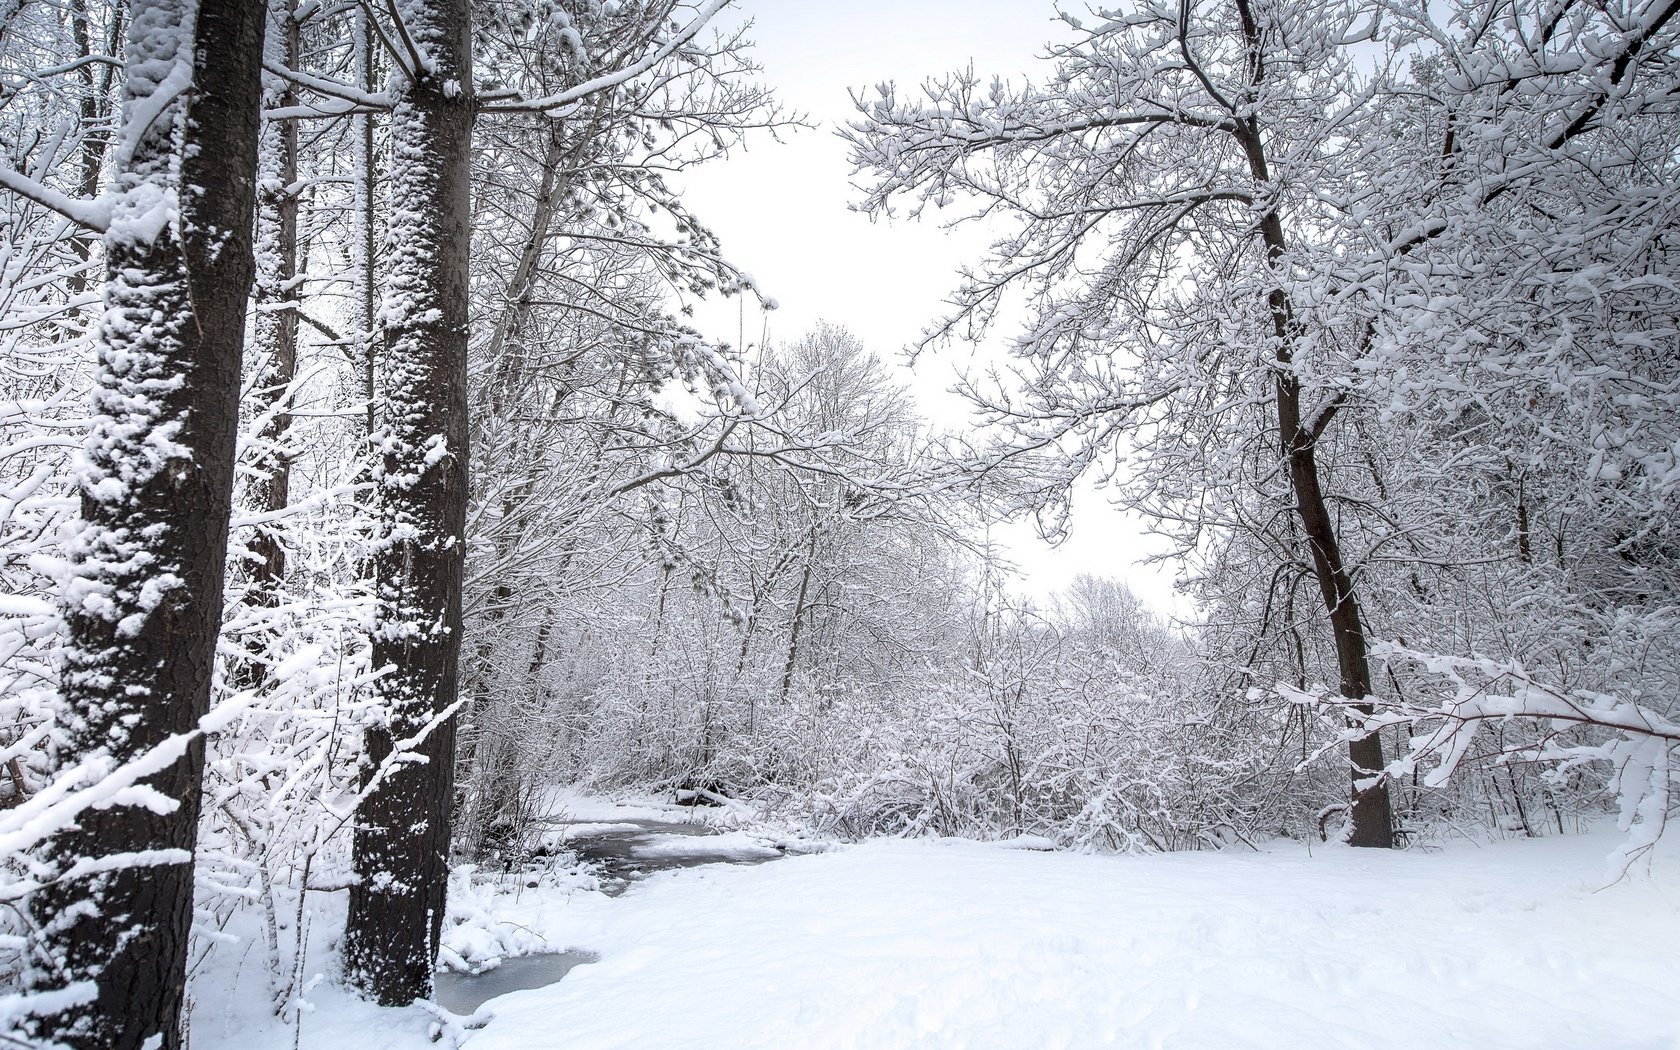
674 1 1188 618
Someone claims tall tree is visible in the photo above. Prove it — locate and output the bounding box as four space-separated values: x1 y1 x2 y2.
318 0 760 999
223 0 767 998
341 0 474 1006
845 0 1398 845
237 0 302 692
19 0 266 1043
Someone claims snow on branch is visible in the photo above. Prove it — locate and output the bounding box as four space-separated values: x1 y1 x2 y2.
0 164 110 233
261 58 393 112
1280 642 1679 864
483 0 734 115
0 690 264 898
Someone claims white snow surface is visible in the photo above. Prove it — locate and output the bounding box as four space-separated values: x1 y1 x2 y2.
625 830 783 861
196 828 1680 1050
539 787 747 826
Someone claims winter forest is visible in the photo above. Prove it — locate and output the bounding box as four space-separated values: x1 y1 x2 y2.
0 0 1676 1046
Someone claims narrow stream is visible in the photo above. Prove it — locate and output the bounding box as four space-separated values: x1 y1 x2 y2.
434 951 599 1015
559 818 784 896
434 816 784 1013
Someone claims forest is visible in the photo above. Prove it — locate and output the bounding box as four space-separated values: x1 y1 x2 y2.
0 0 1676 1047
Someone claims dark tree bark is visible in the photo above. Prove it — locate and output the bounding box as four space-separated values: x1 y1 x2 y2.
342 0 474 1005
357 8 380 440
237 0 301 690
1233 0 1393 848
779 524 820 704
1275 358 1395 849
64 0 120 309
1254 213 1394 849
24 0 266 1046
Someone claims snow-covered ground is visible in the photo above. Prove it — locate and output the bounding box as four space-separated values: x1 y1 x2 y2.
194 821 1680 1050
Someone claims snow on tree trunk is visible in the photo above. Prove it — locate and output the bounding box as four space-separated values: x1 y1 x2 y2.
237 0 301 691
356 7 380 440
23 0 265 1045
341 0 472 1007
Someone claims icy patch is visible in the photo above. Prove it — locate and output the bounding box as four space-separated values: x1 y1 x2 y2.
553 822 646 841
432 951 598 1016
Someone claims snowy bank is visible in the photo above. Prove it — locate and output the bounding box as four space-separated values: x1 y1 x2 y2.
197 830 1680 1049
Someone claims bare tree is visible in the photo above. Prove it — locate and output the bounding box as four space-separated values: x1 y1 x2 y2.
846 0 1398 844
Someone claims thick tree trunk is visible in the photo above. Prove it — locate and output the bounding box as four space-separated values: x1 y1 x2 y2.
238 0 301 690
25 1 265 1045
342 0 474 1006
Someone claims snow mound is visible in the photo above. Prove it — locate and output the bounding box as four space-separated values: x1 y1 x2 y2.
627 830 783 862
991 834 1057 851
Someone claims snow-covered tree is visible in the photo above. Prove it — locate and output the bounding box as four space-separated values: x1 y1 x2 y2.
251 0 776 1004
846 0 1402 846
847 0 1679 851
4 0 267 1044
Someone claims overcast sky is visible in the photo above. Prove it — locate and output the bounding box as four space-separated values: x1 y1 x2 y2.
674 1 1188 617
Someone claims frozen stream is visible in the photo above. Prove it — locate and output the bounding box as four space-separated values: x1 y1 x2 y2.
433 951 598 1015
434 817 783 1014
559 818 784 896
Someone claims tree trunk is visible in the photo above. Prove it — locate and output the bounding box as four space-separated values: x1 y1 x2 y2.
238 0 301 690
1250 222 1392 847
25 1 265 1045
1227 32 1394 844
357 8 380 439
64 0 120 310
482 121 566 414
458 126 568 857
342 0 474 1005
1275 365 1394 848
779 524 820 704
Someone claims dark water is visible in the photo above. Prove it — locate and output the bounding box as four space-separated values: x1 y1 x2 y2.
433 818 784 1013
434 950 598 1015
559 818 783 896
